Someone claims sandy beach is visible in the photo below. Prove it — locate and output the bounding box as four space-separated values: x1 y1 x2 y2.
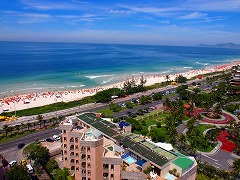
0 61 239 114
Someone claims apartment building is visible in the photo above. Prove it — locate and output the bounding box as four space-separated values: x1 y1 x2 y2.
59 113 197 180
230 65 240 86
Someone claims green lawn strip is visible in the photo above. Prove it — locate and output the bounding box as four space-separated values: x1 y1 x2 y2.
162 92 177 98
144 119 158 127
23 141 38 155
198 124 213 135
0 130 36 144
197 143 217 152
96 108 114 116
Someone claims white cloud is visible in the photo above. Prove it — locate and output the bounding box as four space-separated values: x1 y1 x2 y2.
183 0 240 12
18 0 81 10
117 4 182 17
178 12 207 19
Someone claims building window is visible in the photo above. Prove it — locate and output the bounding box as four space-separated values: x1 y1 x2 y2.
70 145 74 150
76 167 79 171
111 165 114 170
76 153 79 157
81 162 86 168
111 174 114 179
103 164 109 169
70 138 74 142
65 157 67 161
75 145 78 150
71 166 75 170
81 154 86 159
64 137 66 141
88 178 90 180
70 152 74 156
81 146 86 152
75 138 78 143
87 155 90 161
87 163 91 168
103 173 108 178
64 144 67 148
82 178 86 180
63 130 66 134
87 147 90 152
76 160 79 164
70 159 74 163
87 170 91 175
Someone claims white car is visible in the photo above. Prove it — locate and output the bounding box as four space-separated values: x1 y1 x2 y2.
9 160 17 167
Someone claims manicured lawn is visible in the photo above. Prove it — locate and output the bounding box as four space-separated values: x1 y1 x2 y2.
197 143 217 152
23 141 38 155
198 124 213 135
144 119 158 127
96 108 114 116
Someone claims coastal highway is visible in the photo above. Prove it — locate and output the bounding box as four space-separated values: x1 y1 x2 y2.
0 78 206 128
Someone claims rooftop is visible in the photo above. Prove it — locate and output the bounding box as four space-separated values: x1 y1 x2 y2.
75 113 190 168
172 157 194 171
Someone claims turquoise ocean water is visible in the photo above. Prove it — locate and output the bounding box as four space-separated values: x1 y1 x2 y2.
0 41 240 96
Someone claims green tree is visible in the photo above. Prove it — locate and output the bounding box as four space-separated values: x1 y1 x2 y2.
125 102 133 109
141 127 149 136
152 92 162 101
6 165 30 180
156 122 161 128
27 143 50 165
232 159 240 173
26 122 31 130
46 158 58 172
175 74 187 83
109 102 121 112
93 88 124 102
3 124 8 137
137 75 147 92
15 125 21 134
8 126 14 136
54 167 73 180
21 123 25 133
165 75 170 85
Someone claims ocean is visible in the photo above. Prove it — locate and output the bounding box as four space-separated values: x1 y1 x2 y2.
1 41 240 96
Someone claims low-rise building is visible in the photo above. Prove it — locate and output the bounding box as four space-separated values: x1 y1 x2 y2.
59 113 197 180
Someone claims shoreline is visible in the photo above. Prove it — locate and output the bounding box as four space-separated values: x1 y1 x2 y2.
0 61 239 114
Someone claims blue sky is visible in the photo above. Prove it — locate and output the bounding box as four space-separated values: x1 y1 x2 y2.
0 0 240 45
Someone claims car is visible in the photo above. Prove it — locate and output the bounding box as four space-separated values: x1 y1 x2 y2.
9 160 17 167
21 159 27 166
46 138 54 142
26 164 34 174
18 143 25 149
53 135 61 141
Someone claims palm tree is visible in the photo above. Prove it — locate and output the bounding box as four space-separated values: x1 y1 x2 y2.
3 124 9 137
8 126 14 136
55 167 72 180
32 122 36 130
232 159 240 174
21 123 25 133
38 119 43 129
165 75 170 85
26 123 31 130
15 125 21 134
43 120 46 128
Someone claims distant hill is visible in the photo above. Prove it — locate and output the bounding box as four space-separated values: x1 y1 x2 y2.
197 42 240 49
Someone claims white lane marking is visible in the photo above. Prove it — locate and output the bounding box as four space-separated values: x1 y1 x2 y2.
214 162 223 166
201 154 218 162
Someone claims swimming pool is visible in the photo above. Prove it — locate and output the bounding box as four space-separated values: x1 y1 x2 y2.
124 156 137 165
